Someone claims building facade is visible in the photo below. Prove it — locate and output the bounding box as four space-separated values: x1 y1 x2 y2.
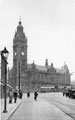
0 51 6 98
10 20 71 92
0 51 13 98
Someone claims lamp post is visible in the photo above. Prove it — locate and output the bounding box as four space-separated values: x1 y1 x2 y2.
1 47 9 113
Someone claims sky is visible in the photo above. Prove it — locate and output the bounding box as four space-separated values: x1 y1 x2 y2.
0 0 75 81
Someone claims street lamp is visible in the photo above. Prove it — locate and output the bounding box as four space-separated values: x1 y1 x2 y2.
1 47 9 113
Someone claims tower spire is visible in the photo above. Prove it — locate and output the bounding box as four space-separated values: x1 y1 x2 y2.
45 58 48 68
19 16 21 25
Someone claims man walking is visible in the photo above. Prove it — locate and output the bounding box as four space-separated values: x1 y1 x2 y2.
34 91 38 100
13 90 18 103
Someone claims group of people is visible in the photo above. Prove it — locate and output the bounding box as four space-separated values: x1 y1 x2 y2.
8 89 38 103
8 89 23 104
27 91 38 100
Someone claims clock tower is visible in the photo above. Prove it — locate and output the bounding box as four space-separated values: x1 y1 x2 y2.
13 20 27 91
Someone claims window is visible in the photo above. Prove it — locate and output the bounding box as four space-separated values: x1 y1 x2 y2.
21 51 24 56
15 52 17 56
50 77 54 82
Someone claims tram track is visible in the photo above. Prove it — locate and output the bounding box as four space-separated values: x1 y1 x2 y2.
51 95 75 110
42 95 75 120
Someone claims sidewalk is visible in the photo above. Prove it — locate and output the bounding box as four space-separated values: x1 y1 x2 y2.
0 97 22 120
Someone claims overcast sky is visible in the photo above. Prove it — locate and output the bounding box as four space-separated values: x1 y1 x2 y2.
0 0 75 80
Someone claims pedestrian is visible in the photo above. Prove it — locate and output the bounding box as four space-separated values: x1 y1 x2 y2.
63 91 65 96
8 90 13 104
13 90 18 103
34 91 38 100
27 92 30 98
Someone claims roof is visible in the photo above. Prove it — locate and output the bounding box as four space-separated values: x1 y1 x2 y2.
27 64 68 74
36 65 47 71
55 68 66 74
27 64 47 71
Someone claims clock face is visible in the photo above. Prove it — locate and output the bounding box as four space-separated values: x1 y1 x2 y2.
15 52 17 56
21 51 24 56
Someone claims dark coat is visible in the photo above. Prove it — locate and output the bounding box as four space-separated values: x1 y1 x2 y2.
34 92 38 97
13 91 17 98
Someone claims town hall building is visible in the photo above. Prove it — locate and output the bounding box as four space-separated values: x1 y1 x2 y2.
9 20 71 92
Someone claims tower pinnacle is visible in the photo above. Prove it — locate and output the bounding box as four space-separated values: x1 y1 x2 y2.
19 16 21 25
45 58 48 68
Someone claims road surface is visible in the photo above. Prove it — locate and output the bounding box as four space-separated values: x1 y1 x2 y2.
8 93 75 120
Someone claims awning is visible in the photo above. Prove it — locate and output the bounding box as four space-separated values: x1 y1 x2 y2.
0 81 13 89
7 84 13 89
0 81 4 86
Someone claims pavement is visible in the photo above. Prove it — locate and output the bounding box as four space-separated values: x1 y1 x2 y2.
0 97 22 120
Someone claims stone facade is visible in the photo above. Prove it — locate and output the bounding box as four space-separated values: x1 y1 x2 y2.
27 62 70 92
10 20 71 92
0 52 9 98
